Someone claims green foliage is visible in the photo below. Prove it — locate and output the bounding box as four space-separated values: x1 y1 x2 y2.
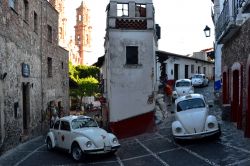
69 62 100 101
75 65 100 79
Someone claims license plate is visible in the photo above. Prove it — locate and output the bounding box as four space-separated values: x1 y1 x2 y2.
104 146 111 151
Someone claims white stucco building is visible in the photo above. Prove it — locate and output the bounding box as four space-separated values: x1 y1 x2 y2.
103 0 160 138
156 51 214 86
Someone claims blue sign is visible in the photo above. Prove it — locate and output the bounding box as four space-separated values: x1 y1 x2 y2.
22 63 30 77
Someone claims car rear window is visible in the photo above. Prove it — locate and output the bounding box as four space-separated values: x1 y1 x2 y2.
176 81 191 87
177 98 205 112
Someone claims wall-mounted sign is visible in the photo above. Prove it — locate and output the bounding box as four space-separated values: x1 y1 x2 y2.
22 63 30 77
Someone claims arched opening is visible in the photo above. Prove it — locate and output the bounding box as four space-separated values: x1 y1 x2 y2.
231 63 243 129
231 70 239 122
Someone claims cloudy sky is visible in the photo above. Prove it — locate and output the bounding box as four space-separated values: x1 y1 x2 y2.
64 0 214 65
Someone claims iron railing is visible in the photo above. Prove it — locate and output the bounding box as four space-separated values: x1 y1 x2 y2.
215 0 241 40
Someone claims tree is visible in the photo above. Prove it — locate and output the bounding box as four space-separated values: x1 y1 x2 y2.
69 62 100 110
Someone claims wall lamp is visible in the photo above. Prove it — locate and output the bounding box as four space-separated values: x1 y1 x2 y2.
0 72 7 80
203 25 211 37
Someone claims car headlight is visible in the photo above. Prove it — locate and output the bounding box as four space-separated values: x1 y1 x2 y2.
207 122 215 129
112 137 118 144
86 141 92 148
175 127 182 133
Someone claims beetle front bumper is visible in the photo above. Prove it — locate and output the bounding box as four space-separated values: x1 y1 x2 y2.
83 145 121 154
173 129 220 140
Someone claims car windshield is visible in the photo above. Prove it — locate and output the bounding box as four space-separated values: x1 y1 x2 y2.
193 75 203 78
71 118 98 129
177 98 205 112
176 81 191 87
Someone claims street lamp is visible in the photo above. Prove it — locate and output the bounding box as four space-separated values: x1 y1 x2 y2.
203 25 211 37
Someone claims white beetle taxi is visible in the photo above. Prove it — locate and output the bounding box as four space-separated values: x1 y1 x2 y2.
172 79 194 101
172 94 221 140
45 115 120 161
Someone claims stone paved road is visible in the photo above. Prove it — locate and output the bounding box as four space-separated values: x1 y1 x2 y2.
1 82 250 166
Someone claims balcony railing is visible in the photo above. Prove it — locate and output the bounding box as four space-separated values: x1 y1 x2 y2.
115 18 147 30
215 0 241 43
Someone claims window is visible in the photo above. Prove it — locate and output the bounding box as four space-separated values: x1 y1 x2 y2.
47 57 52 77
126 46 138 65
78 15 82 21
60 121 70 131
191 65 194 73
47 25 52 43
34 11 38 32
117 3 128 17
24 0 29 21
9 0 17 11
135 4 146 17
61 62 64 69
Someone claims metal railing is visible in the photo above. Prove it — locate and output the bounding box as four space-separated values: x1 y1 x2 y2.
215 0 241 40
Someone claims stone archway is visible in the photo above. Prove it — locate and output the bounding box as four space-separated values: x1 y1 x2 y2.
231 62 242 129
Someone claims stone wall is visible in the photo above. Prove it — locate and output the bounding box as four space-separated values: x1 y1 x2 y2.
222 18 250 128
0 0 69 154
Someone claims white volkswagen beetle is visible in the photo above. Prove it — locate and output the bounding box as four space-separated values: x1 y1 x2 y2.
172 79 194 101
172 94 221 141
191 74 209 87
45 115 120 161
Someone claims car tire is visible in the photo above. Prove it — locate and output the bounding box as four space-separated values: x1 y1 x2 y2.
71 143 83 161
214 124 221 139
46 137 53 151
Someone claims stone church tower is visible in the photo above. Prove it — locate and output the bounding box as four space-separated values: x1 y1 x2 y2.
48 0 67 47
74 1 92 65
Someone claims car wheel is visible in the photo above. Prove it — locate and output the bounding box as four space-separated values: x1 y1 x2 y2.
214 124 221 139
46 137 53 151
71 143 83 161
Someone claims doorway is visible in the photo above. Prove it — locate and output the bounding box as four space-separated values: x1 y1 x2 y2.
174 64 179 81
185 65 189 79
22 83 30 133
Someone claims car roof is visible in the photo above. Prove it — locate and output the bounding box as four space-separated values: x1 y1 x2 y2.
193 74 205 76
60 115 92 122
175 79 191 83
175 93 204 103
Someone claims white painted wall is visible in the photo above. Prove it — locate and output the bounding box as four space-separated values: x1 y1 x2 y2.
105 30 156 122
165 57 214 81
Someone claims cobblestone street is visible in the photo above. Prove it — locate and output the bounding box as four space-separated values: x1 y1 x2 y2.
1 82 250 166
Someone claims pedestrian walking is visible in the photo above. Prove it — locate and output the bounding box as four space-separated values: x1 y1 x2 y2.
165 84 173 106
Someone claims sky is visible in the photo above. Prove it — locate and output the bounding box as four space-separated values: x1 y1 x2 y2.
64 0 215 65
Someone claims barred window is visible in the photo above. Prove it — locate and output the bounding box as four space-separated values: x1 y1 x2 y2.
34 11 38 32
117 3 128 17
47 25 52 43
